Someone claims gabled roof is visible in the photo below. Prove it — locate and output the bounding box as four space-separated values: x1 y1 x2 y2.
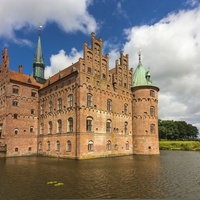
9 70 42 88
42 65 77 88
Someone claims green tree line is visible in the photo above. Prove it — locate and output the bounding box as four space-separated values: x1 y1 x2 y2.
158 119 199 140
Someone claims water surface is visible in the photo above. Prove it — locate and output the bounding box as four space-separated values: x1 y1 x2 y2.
1 151 200 199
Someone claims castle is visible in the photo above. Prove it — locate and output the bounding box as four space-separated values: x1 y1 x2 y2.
0 32 159 159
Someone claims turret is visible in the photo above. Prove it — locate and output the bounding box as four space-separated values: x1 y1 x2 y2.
33 26 46 84
131 50 159 154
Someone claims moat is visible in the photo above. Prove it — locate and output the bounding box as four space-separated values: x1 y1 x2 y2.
1 151 200 199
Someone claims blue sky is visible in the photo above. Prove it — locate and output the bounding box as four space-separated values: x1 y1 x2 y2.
1 0 200 130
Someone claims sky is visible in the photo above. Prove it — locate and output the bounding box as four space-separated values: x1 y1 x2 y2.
1 0 200 130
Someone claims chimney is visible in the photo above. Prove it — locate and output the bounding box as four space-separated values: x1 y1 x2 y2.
18 65 23 73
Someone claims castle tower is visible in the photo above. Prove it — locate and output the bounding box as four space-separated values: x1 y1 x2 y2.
33 26 46 84
132 51 159 154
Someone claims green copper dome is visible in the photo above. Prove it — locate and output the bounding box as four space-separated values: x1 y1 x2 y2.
132 50 153 87
132 63 153 87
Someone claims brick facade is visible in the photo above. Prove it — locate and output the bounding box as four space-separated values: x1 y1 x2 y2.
0 33 159 159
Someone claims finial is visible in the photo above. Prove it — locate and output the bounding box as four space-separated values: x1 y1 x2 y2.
38 24 42 35
138 48 142 64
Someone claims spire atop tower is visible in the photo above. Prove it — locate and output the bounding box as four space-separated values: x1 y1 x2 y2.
138 49 142 65
33 25 46 84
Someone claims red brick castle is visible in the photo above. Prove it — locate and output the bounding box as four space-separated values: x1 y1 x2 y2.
0 32 159 159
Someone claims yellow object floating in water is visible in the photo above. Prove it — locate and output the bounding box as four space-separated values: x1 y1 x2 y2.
47 181 57 185
54 182 64 186
47 181 64 186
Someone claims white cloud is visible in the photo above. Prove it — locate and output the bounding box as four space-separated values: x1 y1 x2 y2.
45 48 82 78
122 6 200 129
0 0 97 43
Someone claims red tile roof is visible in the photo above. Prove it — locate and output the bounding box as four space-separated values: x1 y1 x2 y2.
9 70 42 88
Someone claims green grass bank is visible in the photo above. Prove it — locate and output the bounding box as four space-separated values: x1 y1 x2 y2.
159 140 200 151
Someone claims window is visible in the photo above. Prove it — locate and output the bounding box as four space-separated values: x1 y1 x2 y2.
28 147 32 151
47 141 50 151
14 114 18 119
49 121 52 134
13 88 19 94
114 144 118 150
150 106 155 116
107 140 111 151
87 67 92 73
49 101 53 112
58 98 62 110
68 94 73 107
124 122 128 134
30 126 34 133
68 118 73 132
12 100 19 106
87 93 92 107
107 99 112 111
40 123 44 134
150 90 155 97
41 104 44 115
126 141 129 150
102 73 106 79
38 142 42 150
150 124 155 134
88 140 94 152
57 119 62 133
86 117 93 132
56 140 60 151
31 92 36 97
15 147 19 152
14 129 19 135
124 104 128 115
31 109 35 114
106 119 112 133
67 140 72 152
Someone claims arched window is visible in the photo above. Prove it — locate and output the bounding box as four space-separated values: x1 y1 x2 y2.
107 140 111 151
124 122 128 134
150 124 155 134
87 93 92 107
114 144 118 150
58 98 62 110
47 141 50 151
28 147 32 151
14 128 19 135
38 142 42 150
57 119 62 133
107 99 112 111
67 140 72 152
126 141 129 150
49 121 52 134
68 118 73 132
40 123 44 134
124 103 128 115
88 140 94 152
86 117 93 132
106 119 112 133
30 126 34 133
15 147 19 152
56 140 60 151
150 106 155 116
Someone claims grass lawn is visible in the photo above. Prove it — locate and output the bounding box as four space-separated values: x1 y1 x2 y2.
159 140 200 151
